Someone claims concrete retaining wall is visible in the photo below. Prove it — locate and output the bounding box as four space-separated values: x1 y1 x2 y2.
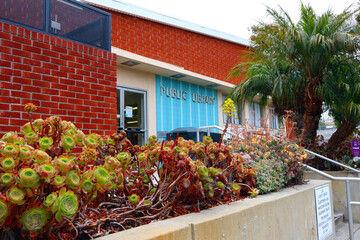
305 171 360 223
99 180 334 240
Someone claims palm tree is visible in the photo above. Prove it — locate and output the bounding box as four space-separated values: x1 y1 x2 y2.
230 61 306 137
322 57 360 152
231 3 360 146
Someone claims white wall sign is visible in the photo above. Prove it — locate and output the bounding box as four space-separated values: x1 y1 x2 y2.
315 184 333 240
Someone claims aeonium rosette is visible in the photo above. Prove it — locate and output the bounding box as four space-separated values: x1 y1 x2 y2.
16 168 40 188
20 206 50 233
7 186 26 205
0 172 15 186
1 157 17 171
0 198 9 226
2 143 18 158
1 132 18 143
60 135 75 152
54 155 74 173
33 149 50 164
65 170 81 189
39 137 53 150
52 187 79 221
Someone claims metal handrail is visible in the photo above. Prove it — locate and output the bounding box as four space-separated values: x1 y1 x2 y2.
304 163 360 240
196 125 237 142
304 149 360 173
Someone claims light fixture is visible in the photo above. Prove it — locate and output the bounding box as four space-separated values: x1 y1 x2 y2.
206 83 219 88
121 61 140 67
170 74 186 78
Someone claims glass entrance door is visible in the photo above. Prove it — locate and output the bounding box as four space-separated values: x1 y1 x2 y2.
117 87 147 146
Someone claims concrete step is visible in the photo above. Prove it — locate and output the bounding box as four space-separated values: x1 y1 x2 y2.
335 221 360 240
334 212 344 226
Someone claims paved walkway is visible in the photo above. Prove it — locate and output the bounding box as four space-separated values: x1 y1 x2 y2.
336 222 360 239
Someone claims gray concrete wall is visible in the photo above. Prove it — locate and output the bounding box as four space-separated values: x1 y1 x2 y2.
99 180 334 240
305 171 360 223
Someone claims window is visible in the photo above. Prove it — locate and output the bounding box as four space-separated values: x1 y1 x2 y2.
269 108 279 129
0 0 111 51
249 102 263 127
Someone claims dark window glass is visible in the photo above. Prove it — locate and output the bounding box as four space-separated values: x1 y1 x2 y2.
51 0 109 49
0 0 44 30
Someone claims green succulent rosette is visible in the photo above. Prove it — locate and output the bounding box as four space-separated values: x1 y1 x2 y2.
13 137 25 146
55 155 73 172
216 181 225 189
18 146 33 161
80 179 94 194
39 137 53 150
60 135 75 152
1 132 17 143
40 163 56 182
65 129 76 138
44 192 57 208
0 198 9 226
129 194 140 205
53 188 79 221
93 166 110 184
51 175 66 187
104 156 120 171
75 130 85 146
65 170 81 189
20 207 50 233
21 123 33 134
2 143 18 158
116 152 131 167
197 165 209 179
32 119 44 131
7 186 25 205
230 182 241 194
0 173 15 186
17 168 40 188
82 135 98 149
33 150 50 164
1 157 16 171
24 132 38 143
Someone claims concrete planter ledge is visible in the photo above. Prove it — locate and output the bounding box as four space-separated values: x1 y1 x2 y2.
99 180 334 240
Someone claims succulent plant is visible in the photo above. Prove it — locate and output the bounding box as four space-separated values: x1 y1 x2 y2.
20 207 50 233
33 150 50 164
2 143 18 158
39 137 53 150
60 135 75 152
0 198 9 226
7 186 25 205
65 170 81 189
18 146 33 161
44 192 58 208
129 194 140 205
1 132 17 143
80 179 94 194
17 168 40 188
83 135 98 149
53 188 79 221
0 173 15 186
1 157 16 171
93 166 110 184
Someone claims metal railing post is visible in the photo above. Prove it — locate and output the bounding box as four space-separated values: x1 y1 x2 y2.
346 180 355 240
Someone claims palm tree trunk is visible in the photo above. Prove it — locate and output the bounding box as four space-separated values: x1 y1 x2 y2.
326 120 357 153
302 84 323 147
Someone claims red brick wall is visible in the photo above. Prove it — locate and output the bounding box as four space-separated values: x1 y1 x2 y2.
109 10 247 85
0 21 117 135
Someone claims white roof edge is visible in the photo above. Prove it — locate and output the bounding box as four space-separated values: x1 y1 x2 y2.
81 0 249 46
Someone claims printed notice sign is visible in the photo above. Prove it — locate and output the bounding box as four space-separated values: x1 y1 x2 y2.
315 184 333 240
351 140 360 157
125 106 133 118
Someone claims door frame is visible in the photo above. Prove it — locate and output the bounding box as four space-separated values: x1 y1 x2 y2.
117 85 148 143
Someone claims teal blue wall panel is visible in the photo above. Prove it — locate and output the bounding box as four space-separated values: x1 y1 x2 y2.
156 75 218 134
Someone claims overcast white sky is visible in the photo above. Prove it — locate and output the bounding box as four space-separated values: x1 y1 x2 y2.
120 0 357 39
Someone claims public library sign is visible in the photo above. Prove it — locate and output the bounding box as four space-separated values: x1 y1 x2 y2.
160 86 216 105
